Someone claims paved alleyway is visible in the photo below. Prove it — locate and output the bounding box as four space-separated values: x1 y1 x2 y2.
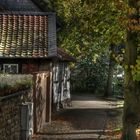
32 94 123 140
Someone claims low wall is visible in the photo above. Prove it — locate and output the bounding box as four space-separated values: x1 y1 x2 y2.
0 89 32 140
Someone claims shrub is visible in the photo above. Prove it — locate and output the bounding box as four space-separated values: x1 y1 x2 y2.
0 74 33 96
71 55 108 93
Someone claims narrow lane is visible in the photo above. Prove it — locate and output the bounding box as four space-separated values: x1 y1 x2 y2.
32 93 123 140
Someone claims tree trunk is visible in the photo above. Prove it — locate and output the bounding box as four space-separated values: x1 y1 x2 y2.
104 43 116 97
121 0 140 139
121 30 139 140
104 57 115 97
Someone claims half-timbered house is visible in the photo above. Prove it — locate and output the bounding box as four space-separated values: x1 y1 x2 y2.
0 0 75 132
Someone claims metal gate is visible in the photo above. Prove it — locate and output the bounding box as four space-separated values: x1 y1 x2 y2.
21 102 33 140
33 72 52 133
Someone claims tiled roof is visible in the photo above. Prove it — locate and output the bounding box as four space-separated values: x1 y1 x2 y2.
57 48 76 62
0 12 49 58
0 0 41 11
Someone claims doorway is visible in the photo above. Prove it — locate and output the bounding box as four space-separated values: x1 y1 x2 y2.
33 72 52 133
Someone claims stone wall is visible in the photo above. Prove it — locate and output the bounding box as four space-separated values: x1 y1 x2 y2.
0 89 32 140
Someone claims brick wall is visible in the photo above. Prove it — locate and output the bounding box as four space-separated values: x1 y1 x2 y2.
0 89 32 140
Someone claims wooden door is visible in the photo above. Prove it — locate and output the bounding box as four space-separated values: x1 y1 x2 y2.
33 72 52 133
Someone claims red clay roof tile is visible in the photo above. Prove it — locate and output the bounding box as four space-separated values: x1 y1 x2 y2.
0 12 48 58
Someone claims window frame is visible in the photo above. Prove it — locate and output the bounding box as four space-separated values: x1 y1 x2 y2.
3 64 19 74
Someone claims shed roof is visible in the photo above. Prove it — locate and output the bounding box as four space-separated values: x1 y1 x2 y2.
0 1 75 62
0 12 49 58
57 48 76 62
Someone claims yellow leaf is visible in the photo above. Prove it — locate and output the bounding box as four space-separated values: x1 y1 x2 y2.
124 65 128 70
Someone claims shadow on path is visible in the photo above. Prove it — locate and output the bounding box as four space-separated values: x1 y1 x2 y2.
32 94 123 140
43 94 123 133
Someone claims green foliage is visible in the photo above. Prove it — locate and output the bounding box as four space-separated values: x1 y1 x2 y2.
113 65 124 96
54 0 140 84
38 0 126 59
39 0 140 84
131 58 140 81
0 75 33 96
0 82 12 90
71 54 108 92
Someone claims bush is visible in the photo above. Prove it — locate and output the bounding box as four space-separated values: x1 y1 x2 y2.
0 74 33 96
71 55 108 93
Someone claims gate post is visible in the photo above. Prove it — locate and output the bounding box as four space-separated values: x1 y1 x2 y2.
33 73 37 134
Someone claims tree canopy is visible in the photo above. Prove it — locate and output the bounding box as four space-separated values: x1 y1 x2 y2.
36 0 140 139
35 0 126 59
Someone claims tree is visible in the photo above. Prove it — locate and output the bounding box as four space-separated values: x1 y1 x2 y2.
121 1 140 139
71 54 108 93
58 1 140 139
104 44 116 97
105 43 125 97
36 0 140 139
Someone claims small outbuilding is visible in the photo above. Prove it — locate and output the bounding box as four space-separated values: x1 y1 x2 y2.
0 0 75 133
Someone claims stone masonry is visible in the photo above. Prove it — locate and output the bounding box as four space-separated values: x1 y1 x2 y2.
0 89 32 140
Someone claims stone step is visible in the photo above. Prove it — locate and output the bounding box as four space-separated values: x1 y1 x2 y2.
32 132 118 140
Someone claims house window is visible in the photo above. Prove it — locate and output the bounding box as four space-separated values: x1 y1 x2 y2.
3 64 18 74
